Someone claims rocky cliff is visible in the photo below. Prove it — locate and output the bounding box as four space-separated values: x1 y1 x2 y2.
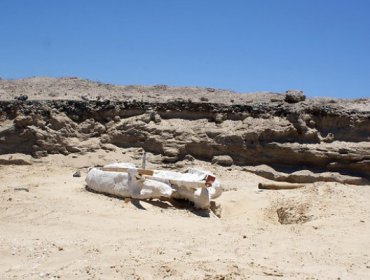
1 91 369 182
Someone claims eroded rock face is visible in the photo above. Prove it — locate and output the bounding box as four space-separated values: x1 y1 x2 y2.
0 98 369 180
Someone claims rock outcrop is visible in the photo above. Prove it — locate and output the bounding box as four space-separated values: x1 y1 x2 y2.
243 165 368 185
0 78 369 183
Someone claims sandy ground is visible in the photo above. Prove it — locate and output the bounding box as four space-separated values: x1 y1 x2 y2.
1 149 370 279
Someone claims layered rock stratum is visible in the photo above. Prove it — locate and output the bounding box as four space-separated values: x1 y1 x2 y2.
1 77 369 183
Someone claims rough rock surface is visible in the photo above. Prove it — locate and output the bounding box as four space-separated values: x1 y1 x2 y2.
0 153 33 165
0 77 369 182
212 155 234 167
284 90 306 103
243 165 368 185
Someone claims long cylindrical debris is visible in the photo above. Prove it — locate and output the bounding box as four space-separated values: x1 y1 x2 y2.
258 182 305 190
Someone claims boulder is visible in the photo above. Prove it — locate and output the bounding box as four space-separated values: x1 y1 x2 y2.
212 155 233 167
284 90 306 103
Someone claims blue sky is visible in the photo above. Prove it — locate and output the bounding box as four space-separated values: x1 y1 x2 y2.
1 0 369 98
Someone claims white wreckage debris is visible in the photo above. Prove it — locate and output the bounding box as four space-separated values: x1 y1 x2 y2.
85 163 222 209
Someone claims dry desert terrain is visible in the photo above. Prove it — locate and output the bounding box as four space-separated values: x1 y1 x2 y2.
0 77 369 279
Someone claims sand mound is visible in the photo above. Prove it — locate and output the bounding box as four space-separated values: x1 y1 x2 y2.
276 203 312 224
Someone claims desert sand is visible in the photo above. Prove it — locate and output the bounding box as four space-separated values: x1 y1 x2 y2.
1 149 370 280
1 77 370 279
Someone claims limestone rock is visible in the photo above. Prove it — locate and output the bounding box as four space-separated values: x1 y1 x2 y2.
14 116 33 128
101 143 117 151
49 113 76 131
163 147 180 157
214 113 225 124
212 155 233 167
0 153 33 165
243 165 368 185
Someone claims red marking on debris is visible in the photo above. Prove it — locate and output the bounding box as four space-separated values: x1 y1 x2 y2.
205 175 216 186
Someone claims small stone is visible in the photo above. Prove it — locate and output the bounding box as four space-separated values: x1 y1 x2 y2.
141 114 151 123
210 201 222 218
73 170 81 177
175 162 185 169
163 147 180 157
184 154 195 162
150 111 161 123
16 94 28 101
322 133 335 143
162 156 179 163
308 120 316 128
33 151 48 158
14 187 29 192
214 113 225 124
39 272 49 278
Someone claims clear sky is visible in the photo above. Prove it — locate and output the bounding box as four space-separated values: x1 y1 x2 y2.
1 0 369 98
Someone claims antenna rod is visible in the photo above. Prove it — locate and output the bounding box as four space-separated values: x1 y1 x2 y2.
142 151 147 170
